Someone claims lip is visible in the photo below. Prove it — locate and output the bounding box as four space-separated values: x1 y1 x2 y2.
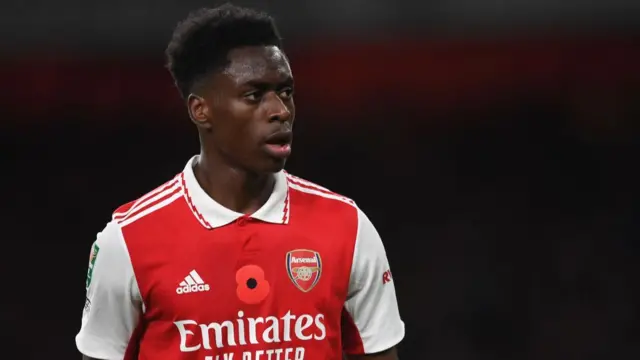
263 130 293 159
263 143 292 159
264 130 293 146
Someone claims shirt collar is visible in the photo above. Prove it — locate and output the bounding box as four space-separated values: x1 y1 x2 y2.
181 156 290 229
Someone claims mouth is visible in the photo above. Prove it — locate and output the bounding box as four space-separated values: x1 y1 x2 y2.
263 130 293 159
264 130 293 146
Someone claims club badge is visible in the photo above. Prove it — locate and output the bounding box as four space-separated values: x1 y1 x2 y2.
286 249 322 292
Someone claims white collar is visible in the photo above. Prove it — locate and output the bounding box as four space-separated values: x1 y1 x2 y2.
181 156 290 229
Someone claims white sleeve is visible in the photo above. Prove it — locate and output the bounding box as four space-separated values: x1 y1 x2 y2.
75 220 143 360
342 207 405 355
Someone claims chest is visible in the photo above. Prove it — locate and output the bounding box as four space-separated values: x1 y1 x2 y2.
133 221 355 323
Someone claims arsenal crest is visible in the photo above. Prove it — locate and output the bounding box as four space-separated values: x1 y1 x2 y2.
286 249 322 292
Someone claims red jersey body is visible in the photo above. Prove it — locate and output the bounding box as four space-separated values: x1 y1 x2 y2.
76 156 404 360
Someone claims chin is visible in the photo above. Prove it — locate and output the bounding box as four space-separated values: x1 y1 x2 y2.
265 159 287 173
247 151 289 174
257 157 288 174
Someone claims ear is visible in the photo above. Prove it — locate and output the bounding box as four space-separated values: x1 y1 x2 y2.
187 94 213 130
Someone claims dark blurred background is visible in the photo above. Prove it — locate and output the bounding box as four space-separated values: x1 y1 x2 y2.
2 0 639 359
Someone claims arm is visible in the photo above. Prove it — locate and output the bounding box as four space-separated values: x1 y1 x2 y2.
76 221 143 360
342 208 405 360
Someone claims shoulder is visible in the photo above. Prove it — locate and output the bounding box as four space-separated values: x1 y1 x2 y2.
285 171 356 208
284 173 383 240
285 172 373 229
111 173 185 228
89 220 132 279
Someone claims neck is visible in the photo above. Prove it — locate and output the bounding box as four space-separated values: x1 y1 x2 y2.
193 151 275 215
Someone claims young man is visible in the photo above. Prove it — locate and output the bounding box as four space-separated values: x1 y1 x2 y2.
75 4 404 360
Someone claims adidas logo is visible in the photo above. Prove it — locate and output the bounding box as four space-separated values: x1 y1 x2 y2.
176 270 210 294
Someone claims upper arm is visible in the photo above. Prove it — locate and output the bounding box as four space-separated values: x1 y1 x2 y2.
342 207 405 356
75 221 143 359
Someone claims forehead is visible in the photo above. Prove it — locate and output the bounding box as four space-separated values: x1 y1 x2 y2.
222 45 292 86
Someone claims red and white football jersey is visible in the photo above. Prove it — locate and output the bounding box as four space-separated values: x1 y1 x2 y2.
76 156 404 360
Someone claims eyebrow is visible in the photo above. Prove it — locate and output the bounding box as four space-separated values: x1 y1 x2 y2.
242 76 294 89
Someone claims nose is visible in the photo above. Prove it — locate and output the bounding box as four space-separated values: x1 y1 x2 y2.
266 93 292 123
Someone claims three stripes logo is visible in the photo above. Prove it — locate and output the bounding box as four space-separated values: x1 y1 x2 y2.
176 270 210 294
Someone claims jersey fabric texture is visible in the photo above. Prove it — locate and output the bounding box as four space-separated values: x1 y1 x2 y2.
76 156 404 360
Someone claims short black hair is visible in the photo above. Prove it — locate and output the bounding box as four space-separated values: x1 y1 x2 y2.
165 3 283 98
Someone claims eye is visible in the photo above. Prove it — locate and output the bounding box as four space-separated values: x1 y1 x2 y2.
278 88 294 100
243 91 262 103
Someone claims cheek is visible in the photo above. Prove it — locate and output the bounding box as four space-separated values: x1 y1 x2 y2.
225 107 261 153
219 123 253 153
287 102 296 123
214 102 254 135
235 125 259 154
